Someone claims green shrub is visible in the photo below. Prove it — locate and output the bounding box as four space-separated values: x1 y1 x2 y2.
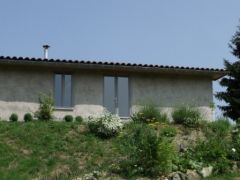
24 113 33 122
131 104 169 123
158 138 177 174
64 115 73 122
119 123 175 177
160 126 177 137
35 93 54 121
174 154 203 172
196 138 231 174
75 116 83 123
231 125 240 161
9 113 18 122
209 118 231 137
87 110 123 138
172 106 201 127
179 137 232 174
159 113 169 123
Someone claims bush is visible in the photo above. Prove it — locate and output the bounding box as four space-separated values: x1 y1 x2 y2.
35 93 54 121
64 115 73 122
231 124 240 161
9 113 18 122
177 136 232 174
172 106 201 127
24 113 33 122
119 123 175 177
158 138 177 174
160 126 177 138
209 118 231 137
87 110 123 138
192 137 231 174
75 116 83 123
131 104 169 123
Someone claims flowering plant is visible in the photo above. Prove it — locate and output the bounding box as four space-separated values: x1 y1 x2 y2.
87 110 123 138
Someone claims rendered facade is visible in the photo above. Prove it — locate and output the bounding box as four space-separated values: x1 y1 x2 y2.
0 56 226 121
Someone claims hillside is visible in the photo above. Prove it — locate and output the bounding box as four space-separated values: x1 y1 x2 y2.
0 117 240 179
0 121 122 179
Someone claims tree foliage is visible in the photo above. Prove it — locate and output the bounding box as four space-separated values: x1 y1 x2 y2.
216 26 240 121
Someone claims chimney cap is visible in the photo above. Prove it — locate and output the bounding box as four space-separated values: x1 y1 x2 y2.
43 44 50 49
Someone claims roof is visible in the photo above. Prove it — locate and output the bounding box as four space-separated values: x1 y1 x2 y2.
0 55 227 80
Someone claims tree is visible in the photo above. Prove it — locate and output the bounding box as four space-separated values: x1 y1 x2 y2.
216 26 240 121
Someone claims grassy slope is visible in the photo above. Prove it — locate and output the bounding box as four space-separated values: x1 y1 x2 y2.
0 121 121 180
1 121 240 180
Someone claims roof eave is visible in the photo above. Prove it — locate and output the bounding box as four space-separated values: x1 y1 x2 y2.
0 56 227 80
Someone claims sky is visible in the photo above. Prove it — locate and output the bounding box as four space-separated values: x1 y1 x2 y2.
0 0 240 117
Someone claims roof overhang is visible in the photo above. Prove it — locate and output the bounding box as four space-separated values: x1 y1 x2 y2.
0 56 227 80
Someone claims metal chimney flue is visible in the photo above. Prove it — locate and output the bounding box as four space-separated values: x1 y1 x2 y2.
43 45 50 59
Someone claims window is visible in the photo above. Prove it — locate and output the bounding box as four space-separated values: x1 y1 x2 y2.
54 74 72 108
103 76 129 117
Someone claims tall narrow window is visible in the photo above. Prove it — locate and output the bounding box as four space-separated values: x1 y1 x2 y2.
117 77 129 117
54 74 72 108
103 76 129 117
103 76 115 114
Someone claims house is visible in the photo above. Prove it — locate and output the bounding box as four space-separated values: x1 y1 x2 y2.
0 55 226 121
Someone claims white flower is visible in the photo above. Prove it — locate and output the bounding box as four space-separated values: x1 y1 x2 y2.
232 148 236 153
87 109 123 137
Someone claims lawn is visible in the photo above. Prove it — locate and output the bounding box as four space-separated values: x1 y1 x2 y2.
0 121 121 179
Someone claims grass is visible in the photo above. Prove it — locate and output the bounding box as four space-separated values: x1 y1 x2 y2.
0 120 238 179
0 121 121 179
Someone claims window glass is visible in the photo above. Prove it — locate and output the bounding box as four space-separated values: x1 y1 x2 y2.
54 74 72 107
103 76 115 114
63 75 72 107
103 76 129 117
118 77 129 117
54 74 62 107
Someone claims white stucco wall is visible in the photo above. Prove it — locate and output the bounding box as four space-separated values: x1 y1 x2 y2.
0 66 214 121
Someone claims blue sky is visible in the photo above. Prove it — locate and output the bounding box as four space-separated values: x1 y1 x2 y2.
0 1 240 116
